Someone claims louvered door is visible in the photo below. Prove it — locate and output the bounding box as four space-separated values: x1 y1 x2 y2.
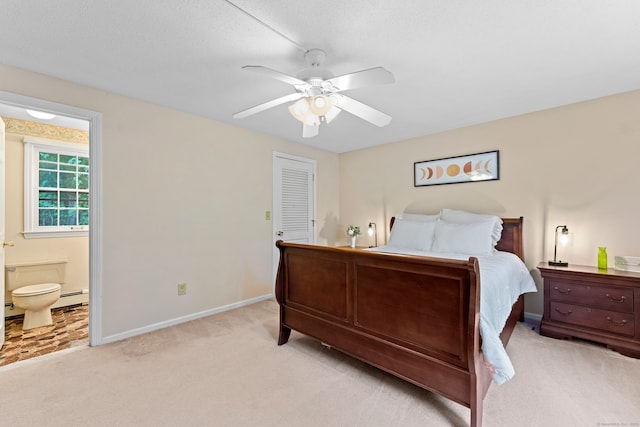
272 153 316 281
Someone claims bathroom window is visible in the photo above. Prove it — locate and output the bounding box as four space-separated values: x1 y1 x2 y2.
23 137 89 238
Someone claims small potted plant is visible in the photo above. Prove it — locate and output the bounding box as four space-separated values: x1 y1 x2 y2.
346 225 361 248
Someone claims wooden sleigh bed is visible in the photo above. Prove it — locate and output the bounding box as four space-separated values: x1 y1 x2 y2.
274 217 526 427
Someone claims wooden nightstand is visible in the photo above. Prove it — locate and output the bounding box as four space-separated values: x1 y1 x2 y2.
538 262 640 358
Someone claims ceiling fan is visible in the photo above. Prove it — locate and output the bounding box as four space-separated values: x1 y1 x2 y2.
233 49 395 138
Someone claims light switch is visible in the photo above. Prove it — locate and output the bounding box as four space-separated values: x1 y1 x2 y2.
265 211 271 220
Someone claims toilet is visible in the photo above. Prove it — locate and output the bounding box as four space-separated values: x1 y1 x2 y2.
5 260 66 330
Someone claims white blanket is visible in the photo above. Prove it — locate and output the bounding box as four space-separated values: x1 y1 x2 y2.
369 246 537 384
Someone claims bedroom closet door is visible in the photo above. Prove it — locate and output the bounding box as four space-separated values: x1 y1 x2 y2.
272 152 316 282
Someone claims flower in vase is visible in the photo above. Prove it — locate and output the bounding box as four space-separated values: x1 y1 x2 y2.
346 225 361 237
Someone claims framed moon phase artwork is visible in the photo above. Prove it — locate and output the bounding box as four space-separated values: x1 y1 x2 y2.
414 150 499 187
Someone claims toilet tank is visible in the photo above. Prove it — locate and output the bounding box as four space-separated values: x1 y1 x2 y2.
4 260 67 292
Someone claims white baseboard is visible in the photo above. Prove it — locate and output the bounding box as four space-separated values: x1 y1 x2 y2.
524 312 542 323
523 311 542 332
100 294 273 345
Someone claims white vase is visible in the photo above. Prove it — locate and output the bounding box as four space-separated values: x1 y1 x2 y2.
350 236 357 248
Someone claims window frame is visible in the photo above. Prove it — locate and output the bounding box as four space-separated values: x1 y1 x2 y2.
23 136 90 239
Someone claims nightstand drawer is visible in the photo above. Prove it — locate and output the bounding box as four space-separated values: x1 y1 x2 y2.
550 302 635 337
548 279 634 313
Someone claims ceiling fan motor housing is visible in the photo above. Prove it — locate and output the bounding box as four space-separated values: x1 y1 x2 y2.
296 49 335 82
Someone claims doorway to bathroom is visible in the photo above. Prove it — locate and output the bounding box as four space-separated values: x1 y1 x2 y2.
0 92 102 366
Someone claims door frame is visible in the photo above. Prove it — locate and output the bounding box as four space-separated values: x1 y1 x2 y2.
0 90 104 346
1 117 5 349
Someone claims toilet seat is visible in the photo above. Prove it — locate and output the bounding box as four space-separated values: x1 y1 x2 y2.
12 283 61 297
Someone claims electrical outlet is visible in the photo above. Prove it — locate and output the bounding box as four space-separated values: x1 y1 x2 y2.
177 282 187 296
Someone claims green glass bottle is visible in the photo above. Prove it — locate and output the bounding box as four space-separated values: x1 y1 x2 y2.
598 247 607 270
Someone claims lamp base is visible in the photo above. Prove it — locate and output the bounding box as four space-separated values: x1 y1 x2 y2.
548 260 569 267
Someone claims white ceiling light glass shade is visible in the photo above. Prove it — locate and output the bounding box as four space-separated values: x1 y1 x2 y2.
288 97 319 126
309 95 331 116
288 94 341 130
288 98 310 121
323 95 342 123
304 114 320 126
26 109 56 120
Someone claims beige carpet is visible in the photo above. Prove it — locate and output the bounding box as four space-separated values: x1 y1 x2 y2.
1 299 638 427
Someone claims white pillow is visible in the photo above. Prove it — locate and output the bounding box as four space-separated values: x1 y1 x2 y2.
397 213 440 222
431 220 496 255
387 218 437 251
440 208 503 245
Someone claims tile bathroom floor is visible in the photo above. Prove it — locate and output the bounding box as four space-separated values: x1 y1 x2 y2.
1 304 88 367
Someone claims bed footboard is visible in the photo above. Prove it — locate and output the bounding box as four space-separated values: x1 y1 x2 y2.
275 242 492 426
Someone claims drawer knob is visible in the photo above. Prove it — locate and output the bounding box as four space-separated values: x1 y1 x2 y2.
554 308 573 316
553 286 572 295
606 316 628 327
605 293 626 303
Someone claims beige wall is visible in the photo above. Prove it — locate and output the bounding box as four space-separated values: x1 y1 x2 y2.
1 63 340 339
3 128 89 307
3 60 638 336
339 89 640 316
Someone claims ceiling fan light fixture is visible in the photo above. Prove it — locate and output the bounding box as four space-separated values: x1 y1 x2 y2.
288 98 310 122
304 114 320 126
289 97 321 126
309 95 331 116
289 94 342 130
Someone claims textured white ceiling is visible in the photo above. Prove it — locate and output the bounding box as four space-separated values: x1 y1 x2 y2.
1 0 639 153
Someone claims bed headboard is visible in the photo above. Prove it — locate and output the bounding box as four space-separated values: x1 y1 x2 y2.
495 217 524 260
389 216 525 261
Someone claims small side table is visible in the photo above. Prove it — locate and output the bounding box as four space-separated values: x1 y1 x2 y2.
537 262 640 358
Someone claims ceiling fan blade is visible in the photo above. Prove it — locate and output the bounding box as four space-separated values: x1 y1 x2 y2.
302 124 319 138
324 104 342 124
334 95 392 127
233 92 304 119
242 65 309 89
325 67 395 92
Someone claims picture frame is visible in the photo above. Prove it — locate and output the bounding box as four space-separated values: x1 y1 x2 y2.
414 150 499 187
